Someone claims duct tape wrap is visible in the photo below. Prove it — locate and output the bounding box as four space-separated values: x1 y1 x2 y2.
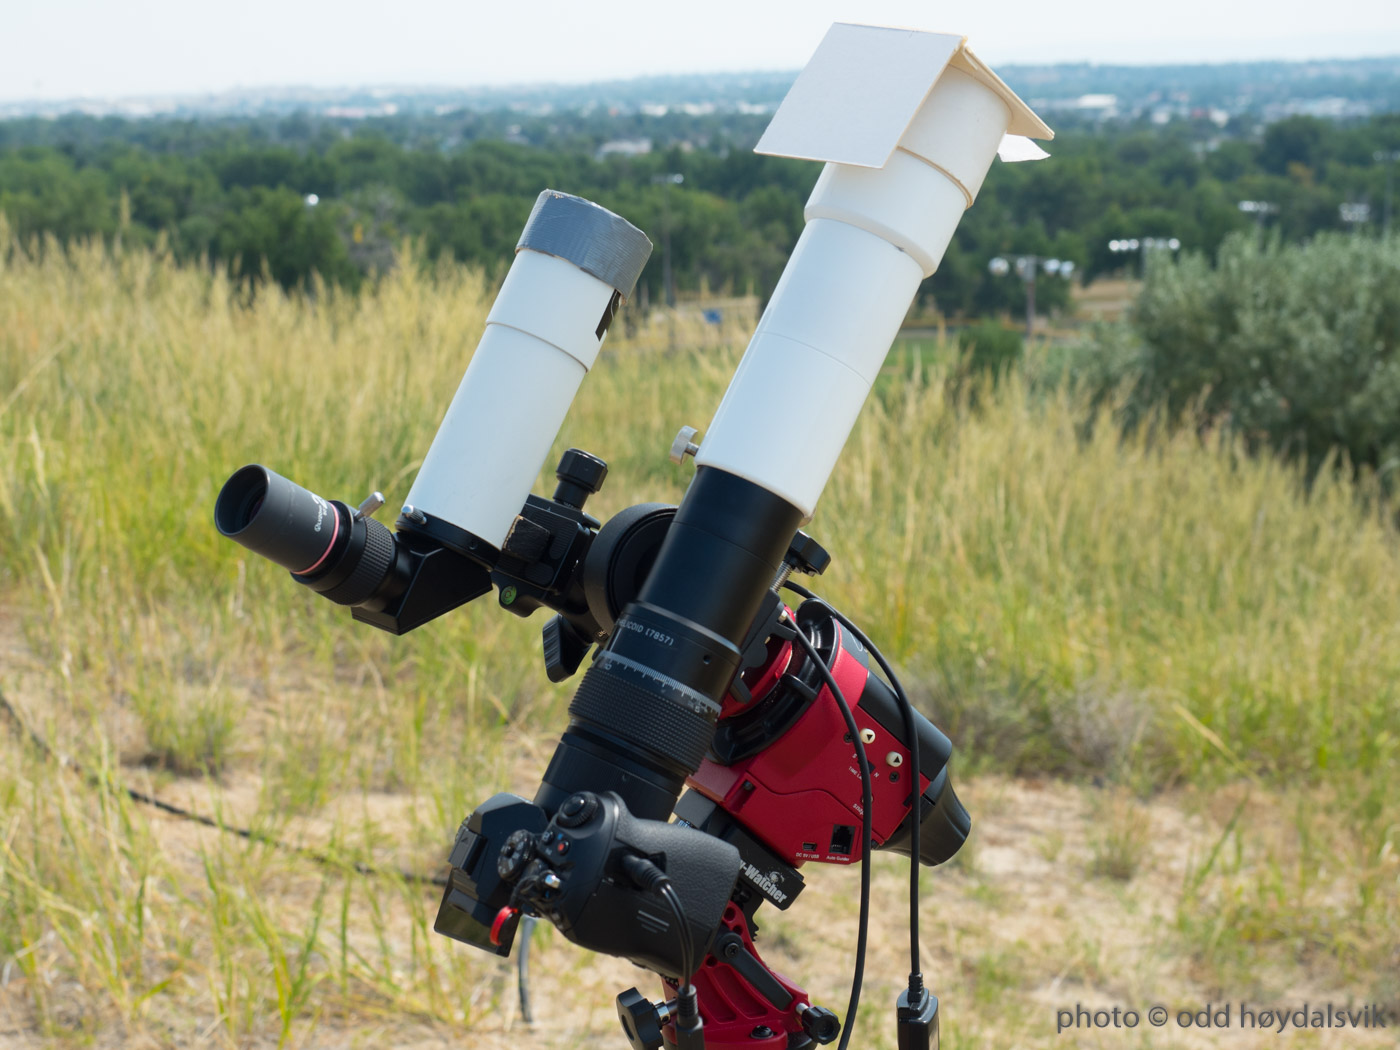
519 190 653 298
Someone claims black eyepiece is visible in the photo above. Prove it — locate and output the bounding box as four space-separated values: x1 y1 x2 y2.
216 464 347 575
214 463 495 633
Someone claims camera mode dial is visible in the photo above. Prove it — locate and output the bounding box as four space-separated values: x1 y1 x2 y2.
498 829 537 881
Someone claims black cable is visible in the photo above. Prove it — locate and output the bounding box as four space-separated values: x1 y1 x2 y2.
516 913 537 1024
782 581 925 996
621 853 702 1046
787 613 872 1050
659 876 703 1050
0 683 447 887
658 881 696 986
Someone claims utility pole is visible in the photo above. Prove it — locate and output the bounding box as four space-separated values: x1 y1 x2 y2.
1109 236 1181 277
1237 199 1279 232
1376 151 1400 238
1339 202 1371 235
652 172 684 351
988 255 1075 340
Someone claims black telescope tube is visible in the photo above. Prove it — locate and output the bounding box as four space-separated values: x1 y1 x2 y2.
536 467 803 820
215 464 349 575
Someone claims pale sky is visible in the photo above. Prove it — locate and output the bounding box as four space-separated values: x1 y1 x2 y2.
4 0 1399 102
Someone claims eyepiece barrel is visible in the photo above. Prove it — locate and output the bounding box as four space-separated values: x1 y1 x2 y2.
215 464 346 575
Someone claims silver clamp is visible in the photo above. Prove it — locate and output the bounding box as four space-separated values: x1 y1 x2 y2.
669 425 700 465
354 491 385 521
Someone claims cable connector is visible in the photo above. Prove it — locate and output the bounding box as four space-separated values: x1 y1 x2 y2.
896 985 939 1050
620 852 668 892
673 983 705 1050
621 852 702 1048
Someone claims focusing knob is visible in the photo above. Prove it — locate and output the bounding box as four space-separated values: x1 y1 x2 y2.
498 829 538 881
553 448 609 510
542 615 595 683
555 792 599 829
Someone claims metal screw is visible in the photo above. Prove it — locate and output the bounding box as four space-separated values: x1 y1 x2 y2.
542 872 562 891
669 425 701 465
750 1026 775 1039
401 503 426 524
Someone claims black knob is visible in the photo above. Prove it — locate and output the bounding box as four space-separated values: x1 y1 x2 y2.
543 615 595 683
799 1003 841 1044
785 531 831 577
616 987 666 1050
553 448 609 510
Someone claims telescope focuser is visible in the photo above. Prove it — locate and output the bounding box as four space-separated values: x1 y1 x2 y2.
214 448 618 652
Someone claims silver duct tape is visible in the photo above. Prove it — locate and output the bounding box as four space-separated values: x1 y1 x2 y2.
518 189 654 298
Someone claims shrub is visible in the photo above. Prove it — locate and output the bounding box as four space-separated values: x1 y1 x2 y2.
957 321 1024 379
1126 232 1400 480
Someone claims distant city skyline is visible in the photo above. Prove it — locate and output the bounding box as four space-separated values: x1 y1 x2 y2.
5 0 1400 104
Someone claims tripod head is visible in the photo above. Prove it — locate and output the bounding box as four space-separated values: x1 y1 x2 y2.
214 23 1050 1050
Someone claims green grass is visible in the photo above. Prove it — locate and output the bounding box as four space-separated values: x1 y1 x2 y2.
2 230 1398 1045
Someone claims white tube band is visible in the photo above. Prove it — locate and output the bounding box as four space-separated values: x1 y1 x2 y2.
899 67 1012 206
487 250 613 370
804 149 969 278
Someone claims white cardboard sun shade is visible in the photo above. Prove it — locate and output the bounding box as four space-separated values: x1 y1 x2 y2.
755 23 1053 169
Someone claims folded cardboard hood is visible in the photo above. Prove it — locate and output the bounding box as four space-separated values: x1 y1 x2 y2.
756 24 1053 202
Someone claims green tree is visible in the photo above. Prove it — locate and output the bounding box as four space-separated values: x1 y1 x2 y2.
1126 232 1400 478
215 187 357 290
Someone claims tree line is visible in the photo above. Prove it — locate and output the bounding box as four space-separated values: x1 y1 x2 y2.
2 110 1399 318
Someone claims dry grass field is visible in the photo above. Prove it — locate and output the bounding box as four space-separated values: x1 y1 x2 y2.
1 233 1397 1048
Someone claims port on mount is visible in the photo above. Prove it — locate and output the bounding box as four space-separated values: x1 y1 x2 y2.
829 825 855 856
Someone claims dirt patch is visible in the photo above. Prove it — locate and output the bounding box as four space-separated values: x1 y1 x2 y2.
2 614 1392 1050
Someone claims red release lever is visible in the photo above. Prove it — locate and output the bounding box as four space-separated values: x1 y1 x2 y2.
490 905 520 946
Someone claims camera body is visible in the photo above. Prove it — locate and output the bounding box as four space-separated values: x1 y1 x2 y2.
437 791 739 978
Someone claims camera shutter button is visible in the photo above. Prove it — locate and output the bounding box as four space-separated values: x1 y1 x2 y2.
556 793 598 828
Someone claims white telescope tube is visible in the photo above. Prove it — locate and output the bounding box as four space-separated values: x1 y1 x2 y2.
695 28 1051 518
403 190 651 550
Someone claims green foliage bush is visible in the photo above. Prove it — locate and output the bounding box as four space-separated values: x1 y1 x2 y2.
1086 233 1400 480
957 321 1024 378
